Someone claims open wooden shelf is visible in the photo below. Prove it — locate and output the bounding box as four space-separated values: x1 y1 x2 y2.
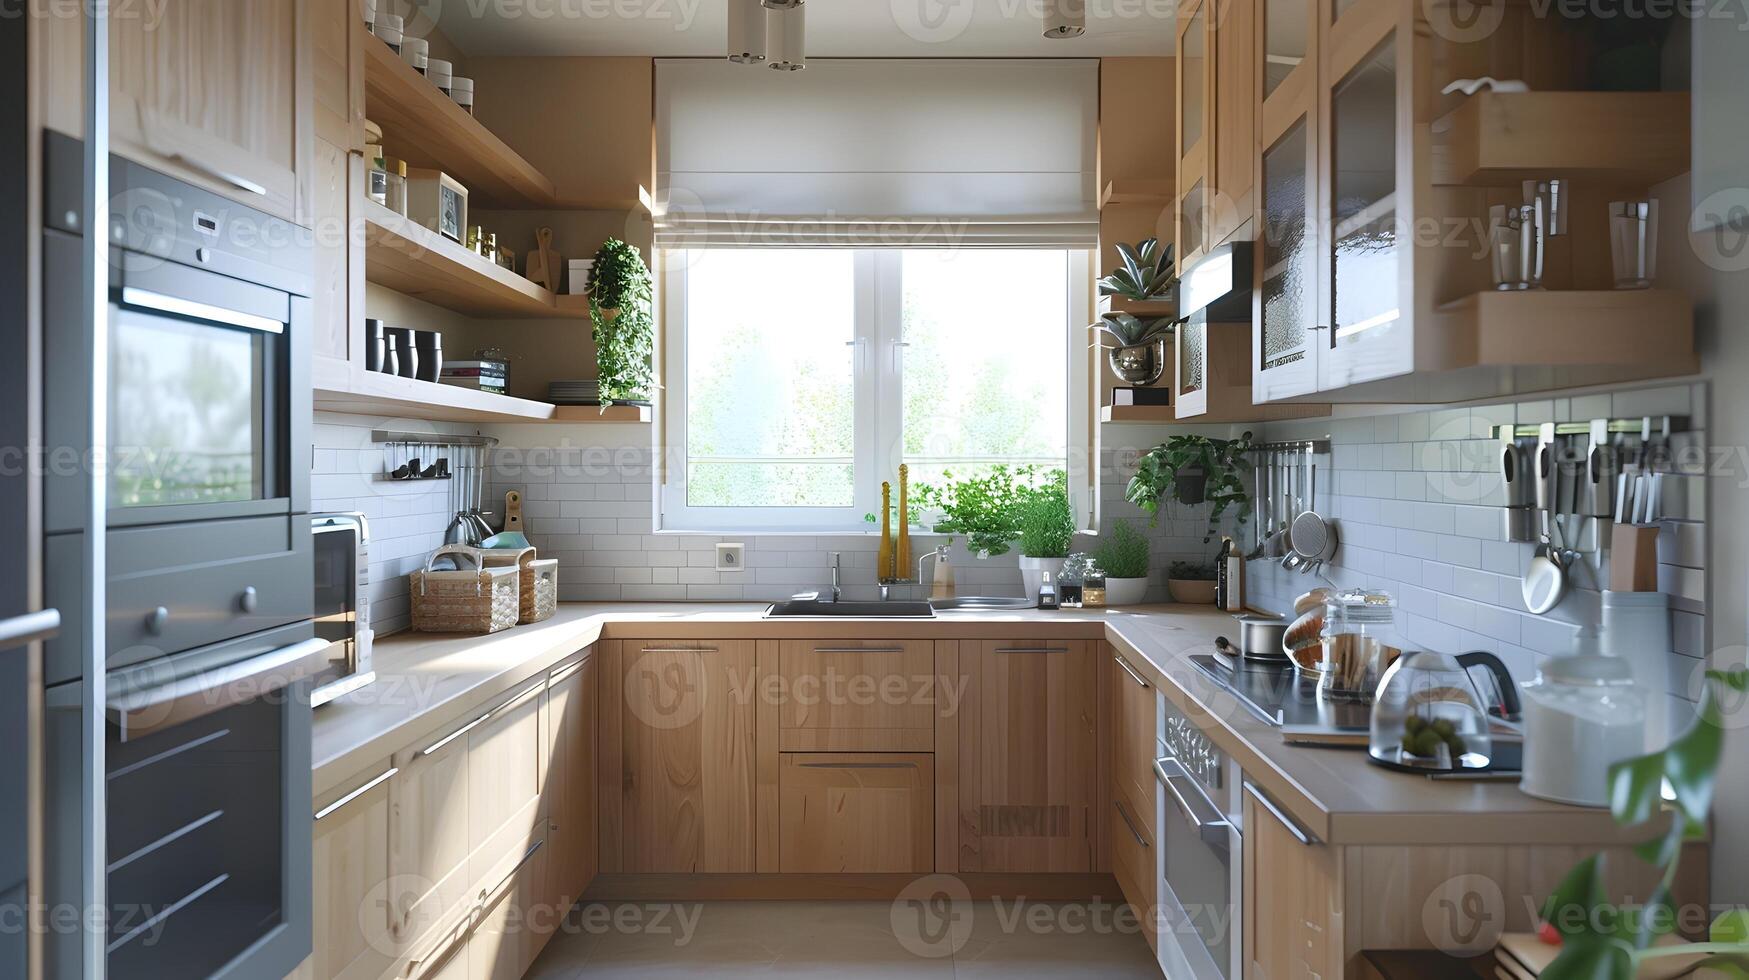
314 367 652 424
1097 294 1178 318
1433 91 1690 187
364 39 557 207
1100 179 1174 209
1438 288 1694 372
363 200 582 318
1100 404 1176 423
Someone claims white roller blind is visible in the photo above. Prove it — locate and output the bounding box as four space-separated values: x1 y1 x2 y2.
655 58 1100 247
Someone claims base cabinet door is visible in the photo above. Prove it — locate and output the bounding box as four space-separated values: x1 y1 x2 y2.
467 682 548 910
775 640 935 751
1111 650 1157 824
1242 785 1337 979
311 762 398 980
470 839 551 980
604 640 757 873
543 653 598 911
778 754 934 873
390 719 474 953
962 640 1098 873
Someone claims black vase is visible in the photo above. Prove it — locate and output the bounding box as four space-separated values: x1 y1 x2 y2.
414 330 443 383
364 318 384 372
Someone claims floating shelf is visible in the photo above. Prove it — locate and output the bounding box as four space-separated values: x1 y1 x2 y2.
364 39 557 207
1438 288 1696 372
1099 179 1174 209
315 368 651 424
363 200 582 318
1100 404 1176 423
1433 91 1690 187
1097 294 1178 318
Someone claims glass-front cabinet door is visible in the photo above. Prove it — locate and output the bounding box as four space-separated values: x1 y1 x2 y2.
1176 0 1210 272
1252 0 1321 401
1316 1 1411 391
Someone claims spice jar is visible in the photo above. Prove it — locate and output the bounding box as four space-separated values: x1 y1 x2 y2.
376 13 403 54
1057 553 1091 608
1081 560 1107 608
381 157 408 216
426 58 453 96
451 77 475 115
368 157 390 208
466 225 486 255
1318 590 1403 702
401 36 429 74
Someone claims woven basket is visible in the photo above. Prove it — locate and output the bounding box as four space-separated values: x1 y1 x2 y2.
411 546 520 634
482 546 559 624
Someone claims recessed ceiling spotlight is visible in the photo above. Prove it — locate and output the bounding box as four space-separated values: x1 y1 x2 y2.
767 3 806 70
728 0 767 64
762 0 803 8
1044 0 1086 37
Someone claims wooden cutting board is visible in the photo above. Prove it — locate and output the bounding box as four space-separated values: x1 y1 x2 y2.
504 490 524 532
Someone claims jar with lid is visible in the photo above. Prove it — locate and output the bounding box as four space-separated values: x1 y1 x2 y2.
1318 589 1403 702
1057 553 1091 608
1081 560 1107 608
379 157 408 216
1519 632 1646 806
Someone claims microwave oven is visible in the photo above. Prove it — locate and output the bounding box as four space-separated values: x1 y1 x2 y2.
311 513 375 706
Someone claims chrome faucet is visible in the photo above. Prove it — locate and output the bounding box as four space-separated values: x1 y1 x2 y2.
829 552 842 603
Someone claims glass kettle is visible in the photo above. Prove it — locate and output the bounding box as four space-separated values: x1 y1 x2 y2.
1368 651 1520 772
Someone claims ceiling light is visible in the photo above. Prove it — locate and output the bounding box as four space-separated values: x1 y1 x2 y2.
767 3 805 70
762 0 803 8
728 0 766 64
1043 0 1086 38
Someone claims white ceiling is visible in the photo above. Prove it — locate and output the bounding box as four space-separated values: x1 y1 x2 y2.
425 0 1178 58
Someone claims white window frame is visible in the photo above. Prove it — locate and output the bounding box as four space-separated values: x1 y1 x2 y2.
658 248 1094 534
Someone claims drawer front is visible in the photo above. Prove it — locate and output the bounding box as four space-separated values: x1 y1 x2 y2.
468 682 547 901
778 753 934 873
1110 793 1157 951
777 640 935 751
45 515 313 684
390 723 473 953
313 762 398 980
1112 651 1157 831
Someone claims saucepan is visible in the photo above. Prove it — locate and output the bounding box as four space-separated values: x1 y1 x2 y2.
1221 613 1289 662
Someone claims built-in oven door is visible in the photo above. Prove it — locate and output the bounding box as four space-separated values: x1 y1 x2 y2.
1154 752 1238 980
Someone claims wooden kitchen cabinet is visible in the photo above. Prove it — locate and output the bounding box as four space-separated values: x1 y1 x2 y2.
470 839 550 980
543 653 598 911
310 0 368 370
310 761 398 980
958 640 1099 873
1178 0 1257 269
1110 650 1157 827
390 712 475 954
600 639 757 873
108 0 315 225
466 682 548 908
775 639 935 752
1243 784 1340 980
778 753 934 873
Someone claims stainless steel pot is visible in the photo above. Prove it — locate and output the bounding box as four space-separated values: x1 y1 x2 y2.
1108 337 1167 386
1231 613 1288 662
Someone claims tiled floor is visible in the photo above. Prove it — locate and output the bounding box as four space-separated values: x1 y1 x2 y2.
523 900 1162 979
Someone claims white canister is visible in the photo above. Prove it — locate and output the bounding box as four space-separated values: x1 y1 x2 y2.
427 58 453 95
1519 653 1646 808
361 0 378 30
1602 590 1671 751
450 76 474 114
401 36 429 74
376 13 403 54
567 259 594 295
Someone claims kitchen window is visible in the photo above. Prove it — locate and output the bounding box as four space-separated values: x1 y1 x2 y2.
660 247 1093 533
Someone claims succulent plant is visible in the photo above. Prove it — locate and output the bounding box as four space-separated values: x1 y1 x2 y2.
1098 237 1177 301
1094 311 1177 349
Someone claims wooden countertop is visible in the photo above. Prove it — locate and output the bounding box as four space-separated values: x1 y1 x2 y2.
312 602 1649 848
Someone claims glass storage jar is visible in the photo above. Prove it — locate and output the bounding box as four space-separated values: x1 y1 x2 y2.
1369 650 1498 771
381 157 408 217
1082 561 1107 608
1057 553 1091 608
1318 589 1402 702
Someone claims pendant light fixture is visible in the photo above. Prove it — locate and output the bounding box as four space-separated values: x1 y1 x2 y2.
727 0 766 64
767 2 805 71
1043 0 1085 37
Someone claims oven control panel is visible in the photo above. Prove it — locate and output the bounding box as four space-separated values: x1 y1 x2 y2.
1162 704 1224 791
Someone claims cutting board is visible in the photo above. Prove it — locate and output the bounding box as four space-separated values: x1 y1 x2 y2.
504 490 524 532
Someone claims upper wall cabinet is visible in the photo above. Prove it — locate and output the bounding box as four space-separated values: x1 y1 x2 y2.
1246 0 1698 405
1178 0 1258 270
109 0 314 226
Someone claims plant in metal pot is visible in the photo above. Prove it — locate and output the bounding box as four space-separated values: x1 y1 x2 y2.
1126 431 1254 542
1095 520 1151 606
1166 559 1218 605
1099 237 1177 302
1016 480 1075 597
589 238 654 407
1538 668 1749 980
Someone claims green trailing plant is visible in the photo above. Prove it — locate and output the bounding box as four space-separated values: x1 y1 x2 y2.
1016 488 1075 559
1540 668 1749 980
1167 561 1215 582
1094 520 1150 580
1094 312 1178 349
1126 432 1254 542
588 238 654 407
1098 237 1177 301
910 466 1066 559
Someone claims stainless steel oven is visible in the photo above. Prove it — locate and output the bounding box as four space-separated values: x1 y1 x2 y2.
311 513 375 706
1155 696 1243 980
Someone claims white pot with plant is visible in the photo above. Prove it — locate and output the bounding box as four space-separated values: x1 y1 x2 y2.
1096 520 1151 606
1016 482 1074 598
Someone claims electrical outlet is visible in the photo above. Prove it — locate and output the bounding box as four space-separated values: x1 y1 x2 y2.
716 542 746 572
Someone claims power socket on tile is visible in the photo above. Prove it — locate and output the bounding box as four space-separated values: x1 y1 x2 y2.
716 542 746 572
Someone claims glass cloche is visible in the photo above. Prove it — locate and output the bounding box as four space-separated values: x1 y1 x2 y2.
1368 650 1511 772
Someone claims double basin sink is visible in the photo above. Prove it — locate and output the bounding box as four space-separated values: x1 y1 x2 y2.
765 596 1034 618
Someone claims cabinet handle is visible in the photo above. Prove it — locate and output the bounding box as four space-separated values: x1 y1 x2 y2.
797 761 917 770
994 647 1069 654
639 646 718 654
1114 799 1150 849
418 681 543 757
1243 781 1319 846
1155 757 1231 847
813 646 904 654
315 766 398 821
550 656 587 685
1114 654 1150 688
478 838 545 908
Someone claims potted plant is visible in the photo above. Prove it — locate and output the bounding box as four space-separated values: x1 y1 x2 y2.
1093 312 1178 386
1126 432 1254 543
1016 482 1075 597
1098 237 1177 302
1095 519 1150 606
910 465 1063 559
589 238 654 408
1167 561 1218 605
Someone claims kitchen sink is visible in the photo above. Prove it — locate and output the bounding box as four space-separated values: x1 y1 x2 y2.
929 596 1034 611
764 599 935 618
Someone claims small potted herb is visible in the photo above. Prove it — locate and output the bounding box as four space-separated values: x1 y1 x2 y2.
1167 560 1218 605
1126 432 1254 543
1016 486 1075 598
1095 519 1150 606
